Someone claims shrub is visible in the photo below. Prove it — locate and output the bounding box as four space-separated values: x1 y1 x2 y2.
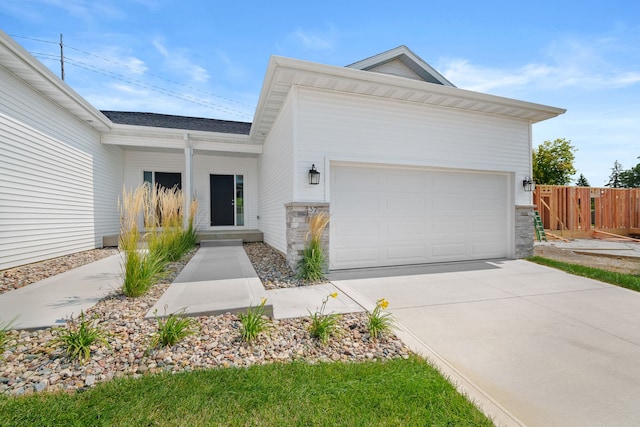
52 311 109 364
367 298 396 340
309 292 340 344
150 308 198 348
297 212 330 281
238 298 270 343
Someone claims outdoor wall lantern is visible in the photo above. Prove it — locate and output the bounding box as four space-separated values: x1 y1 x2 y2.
522 176 535 192
309 164 320 185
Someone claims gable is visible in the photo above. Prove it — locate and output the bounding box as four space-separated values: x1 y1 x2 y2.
365 58 425 81
346 45 455 87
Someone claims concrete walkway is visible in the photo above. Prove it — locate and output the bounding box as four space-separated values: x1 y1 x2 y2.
0 254 122 330
333 260 640 427
145 241 363 319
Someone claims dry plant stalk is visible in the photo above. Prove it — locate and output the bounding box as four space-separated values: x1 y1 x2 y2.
306 211 330 243
118 185 147 251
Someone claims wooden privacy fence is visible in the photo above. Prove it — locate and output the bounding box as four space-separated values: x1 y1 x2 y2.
533 185 640 237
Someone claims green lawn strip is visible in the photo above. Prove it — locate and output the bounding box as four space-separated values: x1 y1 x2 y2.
0 356 492 427
528 256 640 292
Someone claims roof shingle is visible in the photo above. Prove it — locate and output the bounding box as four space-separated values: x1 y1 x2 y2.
101 111 252 135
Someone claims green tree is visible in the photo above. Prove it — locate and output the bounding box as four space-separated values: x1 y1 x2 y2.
619 160 640 188
605 160 624 188
532 138 577 185
575 173 590 187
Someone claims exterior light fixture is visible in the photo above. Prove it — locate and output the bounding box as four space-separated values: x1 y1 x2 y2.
309 164 320 185
522 176 535 192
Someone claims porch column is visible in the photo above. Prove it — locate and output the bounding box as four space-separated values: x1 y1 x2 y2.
184 134 193 228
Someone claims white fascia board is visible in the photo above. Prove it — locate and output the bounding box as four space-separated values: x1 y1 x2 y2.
103 124 259 153
249 55 280 140
0 30 112 132
273 56 566 120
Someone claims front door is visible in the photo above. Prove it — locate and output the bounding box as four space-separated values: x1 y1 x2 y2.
210 174 235 226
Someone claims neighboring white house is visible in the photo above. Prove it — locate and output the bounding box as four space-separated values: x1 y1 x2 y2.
0 30 565 271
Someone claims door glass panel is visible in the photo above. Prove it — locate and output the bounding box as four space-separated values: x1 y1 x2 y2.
236 175 244 226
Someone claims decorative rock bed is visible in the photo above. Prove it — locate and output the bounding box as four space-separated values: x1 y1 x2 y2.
0 245 410 396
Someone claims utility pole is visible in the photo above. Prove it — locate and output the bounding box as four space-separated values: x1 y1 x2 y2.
59 33 65 81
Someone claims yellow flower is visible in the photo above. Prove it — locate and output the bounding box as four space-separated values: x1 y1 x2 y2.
330 292 338 299
261 297 267 305
379 299 389 309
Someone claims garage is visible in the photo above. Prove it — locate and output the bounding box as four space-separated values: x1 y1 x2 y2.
330 164 510 270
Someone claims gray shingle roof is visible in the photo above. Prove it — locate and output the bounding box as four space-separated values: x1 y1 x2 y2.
101 111 252 135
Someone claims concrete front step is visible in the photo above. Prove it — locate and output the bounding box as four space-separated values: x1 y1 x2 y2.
102 229 263 247
196 230 263 243
200 239 242 247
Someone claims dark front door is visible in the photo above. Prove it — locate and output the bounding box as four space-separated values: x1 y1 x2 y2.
210 174 235 226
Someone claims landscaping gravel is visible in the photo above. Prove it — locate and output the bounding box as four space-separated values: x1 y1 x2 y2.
243 242 328 289
0 246 410 396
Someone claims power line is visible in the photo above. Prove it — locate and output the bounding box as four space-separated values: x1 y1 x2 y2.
12 34 255 118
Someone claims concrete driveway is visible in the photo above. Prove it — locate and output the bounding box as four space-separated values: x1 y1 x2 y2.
331 260 640 427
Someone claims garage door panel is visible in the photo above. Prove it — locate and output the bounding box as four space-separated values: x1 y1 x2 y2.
332 191 378 213
383 220 427 237
380 170 427 191
333 247 380 267
432 198 468 213
472 241 506 257
386 245 427 263
333 219 379 238
432 243 467 258
330 165 510 270
380 193 426 216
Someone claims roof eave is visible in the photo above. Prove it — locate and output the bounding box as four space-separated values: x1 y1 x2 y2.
250 55 566 144
0 30 112 132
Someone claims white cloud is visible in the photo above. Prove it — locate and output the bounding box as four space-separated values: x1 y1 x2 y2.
152 39 209 83
291 26 337 51
438 34 640 94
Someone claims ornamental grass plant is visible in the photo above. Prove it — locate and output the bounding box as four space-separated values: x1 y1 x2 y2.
119 184 198 297
297 212 330 281
150 308 198 349
51 311 109 364
119 184 167 297
309 292 340 344
367 298 396 340
238 298 270 343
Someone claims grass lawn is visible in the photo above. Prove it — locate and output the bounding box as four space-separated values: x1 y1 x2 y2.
528 256 640 292
0 356 492 427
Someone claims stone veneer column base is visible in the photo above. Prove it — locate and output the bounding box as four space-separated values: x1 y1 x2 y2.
284 202 330 272
515 205 535 258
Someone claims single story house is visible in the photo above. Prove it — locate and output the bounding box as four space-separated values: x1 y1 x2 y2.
0 29 565 271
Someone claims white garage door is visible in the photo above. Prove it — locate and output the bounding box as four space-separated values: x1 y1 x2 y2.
330 164 510 270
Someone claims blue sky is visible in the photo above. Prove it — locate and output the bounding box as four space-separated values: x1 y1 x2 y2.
1 0 639 186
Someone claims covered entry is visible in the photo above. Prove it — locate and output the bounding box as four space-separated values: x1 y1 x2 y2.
330 164 510 270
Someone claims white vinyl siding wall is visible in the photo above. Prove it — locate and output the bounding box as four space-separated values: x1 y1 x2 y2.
257 91 295 253
293 87 531 205
0 68 122 270
123 150 258 230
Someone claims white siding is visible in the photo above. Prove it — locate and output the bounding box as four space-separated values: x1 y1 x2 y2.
293 87 532 205
123 150 258 230
257 90 295 253
0 67 123 270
